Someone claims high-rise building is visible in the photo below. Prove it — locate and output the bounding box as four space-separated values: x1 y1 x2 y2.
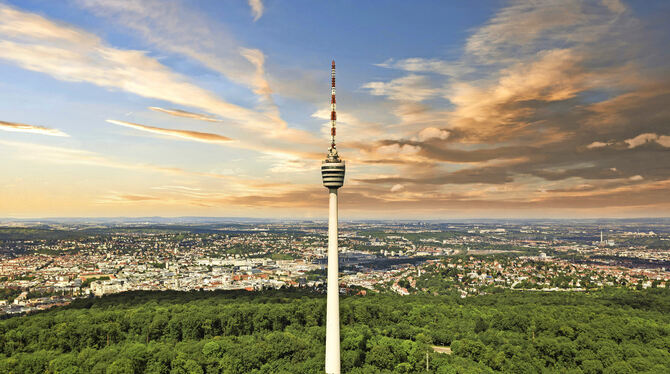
321 60 345 374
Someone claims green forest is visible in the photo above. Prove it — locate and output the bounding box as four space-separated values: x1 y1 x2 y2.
1 288 669 373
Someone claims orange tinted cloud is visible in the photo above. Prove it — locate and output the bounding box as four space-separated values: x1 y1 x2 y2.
0 120 68 137
106 119 232 143
148 107 221 122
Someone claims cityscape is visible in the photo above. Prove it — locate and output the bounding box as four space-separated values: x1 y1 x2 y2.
2 219 668 316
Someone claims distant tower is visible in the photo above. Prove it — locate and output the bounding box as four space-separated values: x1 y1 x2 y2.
600 230 603 244
321 60 345 374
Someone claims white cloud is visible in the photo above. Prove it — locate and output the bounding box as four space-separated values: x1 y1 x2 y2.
588 134 670 150
248 0 264 21
0 6 268 126
362 74 439 102
0 5 99 45
624 133 665 148
587 141 609 149
464 0 624 62
376 58 467 76
418 127 450 141
75 0 274 110
0 4 323 157
268 158 312 174
390 184 405 192
377 143 420 155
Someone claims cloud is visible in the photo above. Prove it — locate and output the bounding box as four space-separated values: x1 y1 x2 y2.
0 4 323 158
417 127 449 141
106 120 232 143
267 158 312 174
0 6 268 127
361 138 532 164
376 143 421 156
0 4 302 135
75 0 274 109
239 48 270 96
0 139 192 177
239 47 279 116
602 0 627 14
464 0 626 62
148 107 221 122
0 140 294 197
587 141 609 149
446 48 589 142
311 108 385 144
116 194 161 202
355 166 515 186
362 74 440 102
102 178 670 213
248 0 264 21
0 4 99 45
351 0 670 214
390 184 405 192
586 133 670 150
0 120 69 137
4 1 670 216
624 133 670 148
376 58 468 76
151 185 201 192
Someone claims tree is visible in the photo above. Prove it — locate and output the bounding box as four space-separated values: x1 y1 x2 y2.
453 339 486 362
474 317 488 333
171 356 203 374
106 358 134 374
0 288 669 373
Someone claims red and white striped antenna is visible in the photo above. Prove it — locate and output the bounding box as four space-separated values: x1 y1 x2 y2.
329 60 337 153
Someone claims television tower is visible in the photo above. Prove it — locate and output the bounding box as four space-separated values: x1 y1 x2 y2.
321 60 345 374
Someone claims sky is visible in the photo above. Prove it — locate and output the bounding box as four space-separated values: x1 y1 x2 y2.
1 0 669 219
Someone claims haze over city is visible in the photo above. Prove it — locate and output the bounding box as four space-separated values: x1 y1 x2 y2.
1 0 669 219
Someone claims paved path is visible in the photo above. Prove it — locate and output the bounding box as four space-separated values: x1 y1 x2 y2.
431 345 452 354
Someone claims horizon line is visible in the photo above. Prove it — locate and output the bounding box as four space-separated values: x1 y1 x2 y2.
2 216 670 222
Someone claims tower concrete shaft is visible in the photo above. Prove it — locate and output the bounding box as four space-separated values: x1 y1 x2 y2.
321 60 344 374
325 188 340 374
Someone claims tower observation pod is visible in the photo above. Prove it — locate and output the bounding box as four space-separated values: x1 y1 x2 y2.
321 60 345 374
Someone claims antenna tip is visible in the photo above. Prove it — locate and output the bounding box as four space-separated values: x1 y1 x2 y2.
332 60 335 67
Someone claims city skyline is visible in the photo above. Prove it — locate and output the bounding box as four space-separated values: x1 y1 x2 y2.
1 0 670 219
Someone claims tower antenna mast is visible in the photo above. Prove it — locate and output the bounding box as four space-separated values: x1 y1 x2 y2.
328 60 339 160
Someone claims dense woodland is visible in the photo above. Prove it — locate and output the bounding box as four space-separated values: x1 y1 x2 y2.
0 288 669 373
